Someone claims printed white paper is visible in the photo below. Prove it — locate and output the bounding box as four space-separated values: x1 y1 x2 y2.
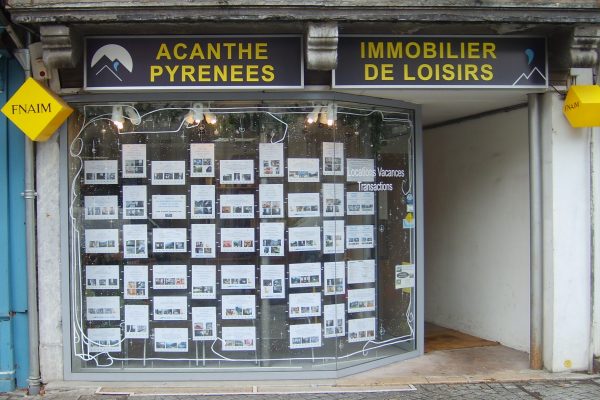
85 229 119 254
221 228 255 253
259 184 284 219
348 288 376 313
346 225 375 249
322 183 345 217
151 160 186 185
124 304 149 339
220 194 254 219
124 264 148 300
220 159 254 184
190 143 215 178
221 265 255 290
192 307 217 341
153 228 187 253
191 224 216 258
222 295 256 320
347 260 376 284
289 262 321 288
322 142 344 176
288 192 320 218
324 261 345 296
347 191 375 215
191 265 217 299
290 323 322 349
222 326 256 351
86 264 119 290
84 160 118 185
348 317 376 343
190 185 215 219
153 296 188 321
288 226 321 252
151 194 186 219
259 143 284 177
86 296 120 321
84 195 118 220
288 158 319 182
154 327 188 352
323 219 345 254
395 264 415 289
122 143 147 178
123 185 147 219
123 224 148 259
324 303 345 338
260 264 285 299
153 264 187 290
346 158 375 183
289 292 321 318
87 328 121 353
260 222 284 257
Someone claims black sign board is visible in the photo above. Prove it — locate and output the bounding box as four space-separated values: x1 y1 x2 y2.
85 36 304 90
333 36 547 89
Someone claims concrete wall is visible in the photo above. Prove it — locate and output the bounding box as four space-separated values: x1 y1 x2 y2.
540 92 591 372
423 107 531 352
36 133 63 382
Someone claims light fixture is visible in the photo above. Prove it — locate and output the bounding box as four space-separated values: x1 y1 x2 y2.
186 102 217 125
204 109 217 125
125 106 141 125
111 105 124 130
318 106 329 125
326 103 337 126
306 106 321 124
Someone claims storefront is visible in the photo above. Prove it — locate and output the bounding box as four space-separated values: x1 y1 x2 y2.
59 35 422 379
3 0 600 388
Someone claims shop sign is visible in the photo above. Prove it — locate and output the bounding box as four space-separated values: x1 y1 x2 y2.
1 77 73 142
85 36 304 90
333 36 547 89
563 85 600 128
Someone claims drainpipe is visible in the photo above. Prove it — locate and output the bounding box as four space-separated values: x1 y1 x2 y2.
529 93 543 370
13 35 41 394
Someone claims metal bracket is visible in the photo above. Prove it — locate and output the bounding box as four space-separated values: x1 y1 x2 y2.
21 189 38 199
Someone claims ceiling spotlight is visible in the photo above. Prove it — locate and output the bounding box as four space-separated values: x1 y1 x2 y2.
326 103 337 126
111 105 124 130
306 106 321 124
204 109 217 125
318 106 329 125
125 106 141 125
186 103 204 124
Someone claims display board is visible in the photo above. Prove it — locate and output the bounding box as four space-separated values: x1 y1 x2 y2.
68 100 417 373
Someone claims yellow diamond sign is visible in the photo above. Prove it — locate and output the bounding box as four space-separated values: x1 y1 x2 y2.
563 85 600 128
1 77 73 141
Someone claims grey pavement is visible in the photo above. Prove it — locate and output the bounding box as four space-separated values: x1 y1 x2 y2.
2 379 600 400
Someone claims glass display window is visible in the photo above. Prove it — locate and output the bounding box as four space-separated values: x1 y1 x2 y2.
66 95 420 377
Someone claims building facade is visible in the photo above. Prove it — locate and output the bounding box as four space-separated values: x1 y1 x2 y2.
1 0 600 389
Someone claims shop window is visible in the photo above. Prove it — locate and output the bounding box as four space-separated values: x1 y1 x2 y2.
67 97 418 376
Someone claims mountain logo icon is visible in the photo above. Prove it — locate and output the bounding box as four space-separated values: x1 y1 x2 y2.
90 44 133 82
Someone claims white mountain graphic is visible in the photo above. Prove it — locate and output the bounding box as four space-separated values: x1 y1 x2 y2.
95 64 123 82
512 67 547 86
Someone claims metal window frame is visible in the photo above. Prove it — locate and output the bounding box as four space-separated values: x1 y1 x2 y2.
59 90 424 381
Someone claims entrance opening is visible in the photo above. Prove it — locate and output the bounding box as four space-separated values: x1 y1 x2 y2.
423 103 530 357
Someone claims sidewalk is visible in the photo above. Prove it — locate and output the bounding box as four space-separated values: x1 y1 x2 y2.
2 378 600 399
1 345 599 399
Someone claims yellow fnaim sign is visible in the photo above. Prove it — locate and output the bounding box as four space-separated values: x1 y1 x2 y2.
563 85 600 128
1 77 73 141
